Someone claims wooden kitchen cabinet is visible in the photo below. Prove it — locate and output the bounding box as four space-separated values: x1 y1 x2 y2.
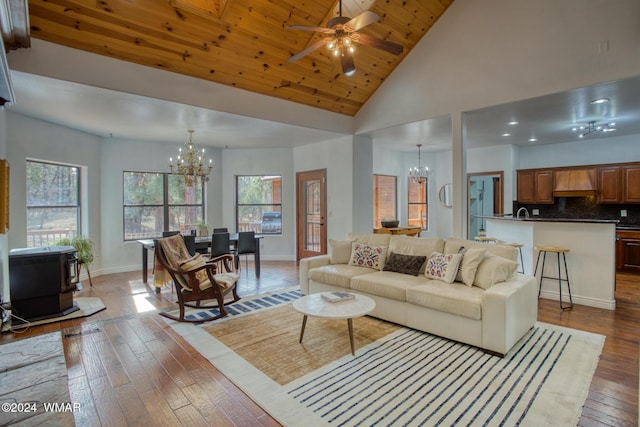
622 165 640 203
597 164 640 203
616 230 640 271
597 166 622 203
516 169 553 204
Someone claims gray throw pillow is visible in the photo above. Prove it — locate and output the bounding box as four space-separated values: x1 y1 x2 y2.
383 252 427 276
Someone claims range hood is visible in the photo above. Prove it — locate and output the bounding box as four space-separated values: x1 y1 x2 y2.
553 169 596 197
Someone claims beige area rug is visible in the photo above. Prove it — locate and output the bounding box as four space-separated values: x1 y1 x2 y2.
0 332 74 426
167 300 605 427
2 297 106 332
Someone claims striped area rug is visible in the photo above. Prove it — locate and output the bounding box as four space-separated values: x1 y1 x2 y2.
287 325 599 426
166 292 604 427
177 289 303 322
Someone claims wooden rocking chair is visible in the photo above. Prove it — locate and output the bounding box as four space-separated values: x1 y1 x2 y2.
154 234 241 323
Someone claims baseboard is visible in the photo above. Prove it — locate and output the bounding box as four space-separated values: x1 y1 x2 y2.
539 291 616 310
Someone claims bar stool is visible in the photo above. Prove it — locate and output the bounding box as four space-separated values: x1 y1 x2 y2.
534 246 573 310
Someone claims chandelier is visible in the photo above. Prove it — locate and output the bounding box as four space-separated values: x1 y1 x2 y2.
408 144 430 184
169 130 212 185
572 120 616 138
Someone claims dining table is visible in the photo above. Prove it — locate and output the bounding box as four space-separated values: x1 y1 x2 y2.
137 234 262 290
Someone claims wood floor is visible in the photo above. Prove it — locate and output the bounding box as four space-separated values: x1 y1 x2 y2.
1 262 638 426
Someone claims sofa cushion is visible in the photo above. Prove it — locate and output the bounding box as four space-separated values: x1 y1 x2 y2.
329 239 355 264
383 252 426 276
348 242 388 270
351 271 428 302
425 252 463 283
347 233 392 247
407 281 484 320
474 253 519 289
455 247 487 286
388 236 445 258
308 264 374 289
444 238 518 262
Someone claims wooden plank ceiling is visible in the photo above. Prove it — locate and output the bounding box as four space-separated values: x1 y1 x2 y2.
27 0 454 116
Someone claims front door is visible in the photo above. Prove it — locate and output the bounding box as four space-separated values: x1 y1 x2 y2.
296 169 327 261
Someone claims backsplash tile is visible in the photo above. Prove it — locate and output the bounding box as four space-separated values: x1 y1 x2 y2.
514 197 639 226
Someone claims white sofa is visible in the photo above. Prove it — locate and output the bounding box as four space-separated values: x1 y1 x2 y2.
299 233 538 356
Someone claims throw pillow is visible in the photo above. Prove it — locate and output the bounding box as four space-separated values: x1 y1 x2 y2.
455 247 487 286
383 252 427 276
425 252 463 283
348 242 388 270
473 253 519 289
329 239 355 264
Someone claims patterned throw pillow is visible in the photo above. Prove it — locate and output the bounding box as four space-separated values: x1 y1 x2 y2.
383 252 427 276
348 243 388 270
425 252 464 283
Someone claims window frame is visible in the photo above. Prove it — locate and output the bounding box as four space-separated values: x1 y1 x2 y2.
26 159 82 248
373 174 397 228
408 177 428 230
122 171 205 241
235 175 283 235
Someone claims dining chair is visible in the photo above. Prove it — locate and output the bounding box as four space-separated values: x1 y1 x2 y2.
182 234 197 257
211 232 233 258
162 231 181 237
236 231 257 274
213 227 228 233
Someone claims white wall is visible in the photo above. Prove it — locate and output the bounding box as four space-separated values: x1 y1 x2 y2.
6 112 103 268
517 134 640 169
221 148 295 260
356 0 640 133
294 136 353 240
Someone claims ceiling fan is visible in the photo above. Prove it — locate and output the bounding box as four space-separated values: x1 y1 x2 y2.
287 0 404 77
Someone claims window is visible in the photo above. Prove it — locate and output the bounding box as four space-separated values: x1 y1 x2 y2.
373 175 397 228
236 175 282 234
408 178 428 229
123 172 204 240
26 160 81 247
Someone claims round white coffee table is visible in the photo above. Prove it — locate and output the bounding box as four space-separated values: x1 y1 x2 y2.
293 292 376 355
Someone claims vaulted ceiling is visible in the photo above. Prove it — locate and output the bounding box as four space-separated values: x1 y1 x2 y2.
26 0 453 116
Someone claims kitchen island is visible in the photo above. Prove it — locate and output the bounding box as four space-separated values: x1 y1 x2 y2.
485 217 618 310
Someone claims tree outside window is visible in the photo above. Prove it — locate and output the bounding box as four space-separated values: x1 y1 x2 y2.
236 175 282 234
26 160 81 248
123 172 204 240
373 175 397 228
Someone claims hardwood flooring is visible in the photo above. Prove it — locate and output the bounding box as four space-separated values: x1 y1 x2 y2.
1 262 638 426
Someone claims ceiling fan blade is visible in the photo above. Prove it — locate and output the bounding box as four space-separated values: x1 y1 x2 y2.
288 38 331 62
355 33 404 55
345 11 382 31
287 25 335 34
340 50 356 77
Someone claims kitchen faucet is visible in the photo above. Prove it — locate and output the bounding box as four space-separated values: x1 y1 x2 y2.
516 207 530 219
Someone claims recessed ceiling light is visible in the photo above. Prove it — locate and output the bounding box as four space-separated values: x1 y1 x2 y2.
590 98 610 104
502 133 511 137
528 138 537 142
508 121 519 125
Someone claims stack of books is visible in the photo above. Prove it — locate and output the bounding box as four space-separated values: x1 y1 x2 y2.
321 292 355 303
